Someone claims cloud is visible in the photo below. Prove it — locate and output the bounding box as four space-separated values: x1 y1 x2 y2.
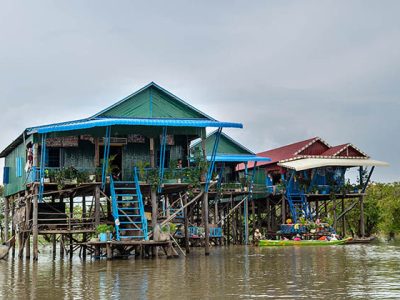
0 0 398 182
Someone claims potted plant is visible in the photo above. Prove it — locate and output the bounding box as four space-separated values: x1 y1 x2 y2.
96 224 113 242
136 160 149 183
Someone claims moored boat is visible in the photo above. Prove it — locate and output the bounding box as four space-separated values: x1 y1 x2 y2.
259 237 353 247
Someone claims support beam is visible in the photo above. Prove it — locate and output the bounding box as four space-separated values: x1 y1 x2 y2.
33 185 39 260
281 195 286 224
202 192 210 255
151 190 157 230
69 194 74 260
82 195 87 260
25 190 31 259
183 194 190 254
4 197 9 243
360 195 365 238
94 186 101 258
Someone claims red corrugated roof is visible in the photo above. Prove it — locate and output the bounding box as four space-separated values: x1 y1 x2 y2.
237 137 369 172
321 144 349 156
237 137 320 170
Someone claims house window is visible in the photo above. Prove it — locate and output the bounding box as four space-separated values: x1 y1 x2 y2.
47 148 61 168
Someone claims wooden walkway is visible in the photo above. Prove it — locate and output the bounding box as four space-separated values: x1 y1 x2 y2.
85 240 177 260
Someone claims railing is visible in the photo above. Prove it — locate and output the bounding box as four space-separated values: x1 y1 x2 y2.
27 166 99 184
188 226 223 238
37 211 95 231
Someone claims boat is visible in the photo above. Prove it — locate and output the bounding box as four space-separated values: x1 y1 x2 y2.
345 236 376 244
258 237 353 247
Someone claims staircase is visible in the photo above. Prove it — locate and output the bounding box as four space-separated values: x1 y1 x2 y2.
286 192 312 223
110 168 148 241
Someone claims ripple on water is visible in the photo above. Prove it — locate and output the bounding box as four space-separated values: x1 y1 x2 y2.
0 244 400 299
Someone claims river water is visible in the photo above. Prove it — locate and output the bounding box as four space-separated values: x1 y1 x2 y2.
1 243 400 299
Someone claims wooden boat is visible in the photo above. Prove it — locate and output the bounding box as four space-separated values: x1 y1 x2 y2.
259 237 353 247
345 236 376 244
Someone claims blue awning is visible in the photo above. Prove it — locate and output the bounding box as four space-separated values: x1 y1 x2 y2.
27 117 243 134
204 154 271 163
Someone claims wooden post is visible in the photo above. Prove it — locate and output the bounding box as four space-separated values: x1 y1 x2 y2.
341 197 345 236
94 138 100 167
267 198 271 232
25 190 31 259
106 243 112 260
201 133 210 255
69 194 74 260
59 194 64 258
281 195 286 224
183 194 190 254
94 186 101 258
315 200 319 220
32 185 39 260
151 190 157 230
214 199 218 224
51 195 56 260
333 198 337 232
244 196 249 245
360 195 365 238
4 197 9 242
251 199 256 234
82 195 87 260
203 192 210 255
11 197 16 258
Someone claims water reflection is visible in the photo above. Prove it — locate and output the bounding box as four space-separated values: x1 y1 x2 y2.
0 244 400 299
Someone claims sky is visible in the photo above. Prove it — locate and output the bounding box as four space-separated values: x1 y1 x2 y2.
0 0 398 182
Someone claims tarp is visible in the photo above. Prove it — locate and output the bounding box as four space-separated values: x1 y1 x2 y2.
278 158 389 171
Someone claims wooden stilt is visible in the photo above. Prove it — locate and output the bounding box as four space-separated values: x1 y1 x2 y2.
183 194 190 254
82 195 87 260
69 194 74 260
59 194 64 258
4 196 9 243
51 195 56 260
341 197 345 236
151 190 157 230
94 186 101 258
32 185 39 260
203 192 210 255
360 195 365 238
25 190 31 259
281 195 286 224
11 197 16 258
333 198 337 232
251 199 255 234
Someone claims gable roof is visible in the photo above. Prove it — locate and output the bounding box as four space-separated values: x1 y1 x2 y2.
321 143 369 158
191 131 255 156
92 82 215 120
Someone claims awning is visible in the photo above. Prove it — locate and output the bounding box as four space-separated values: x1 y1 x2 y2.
205 154 271 163
278 158 389 171
27 117 243 134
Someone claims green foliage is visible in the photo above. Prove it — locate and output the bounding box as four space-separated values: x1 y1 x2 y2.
345 182 400 237
96 224 113 234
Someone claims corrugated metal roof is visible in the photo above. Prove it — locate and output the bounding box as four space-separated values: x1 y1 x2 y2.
190 131 255 155
91 82 216 121
27 117 243 134
278 158 389 171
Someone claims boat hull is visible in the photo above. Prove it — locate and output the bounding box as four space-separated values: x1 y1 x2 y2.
259 237 352 247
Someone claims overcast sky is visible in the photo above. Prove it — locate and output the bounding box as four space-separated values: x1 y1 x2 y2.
0 1 398 182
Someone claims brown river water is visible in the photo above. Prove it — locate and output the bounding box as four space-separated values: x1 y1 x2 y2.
1 243 400 299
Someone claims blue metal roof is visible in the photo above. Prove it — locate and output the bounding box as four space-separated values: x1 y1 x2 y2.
27 117 243 134
205 154 271 163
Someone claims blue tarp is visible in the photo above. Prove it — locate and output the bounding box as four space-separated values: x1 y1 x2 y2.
27 117 243 134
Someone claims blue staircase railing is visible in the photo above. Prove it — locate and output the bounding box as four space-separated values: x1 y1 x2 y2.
110 167 148 241
285 171 312 223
